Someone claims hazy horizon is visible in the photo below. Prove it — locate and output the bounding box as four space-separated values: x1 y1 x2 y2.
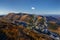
0 0 60 15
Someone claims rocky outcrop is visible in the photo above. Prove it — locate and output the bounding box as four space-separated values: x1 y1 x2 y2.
0 13 60 40
0 19 53 40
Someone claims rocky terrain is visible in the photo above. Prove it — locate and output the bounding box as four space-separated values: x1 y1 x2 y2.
0 13 60 40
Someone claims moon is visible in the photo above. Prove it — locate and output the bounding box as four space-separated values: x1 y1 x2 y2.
31 7 35 10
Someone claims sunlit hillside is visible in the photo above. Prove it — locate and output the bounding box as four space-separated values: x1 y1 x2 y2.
0 13 60 40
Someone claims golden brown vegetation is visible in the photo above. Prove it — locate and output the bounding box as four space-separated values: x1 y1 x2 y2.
0 19 53 40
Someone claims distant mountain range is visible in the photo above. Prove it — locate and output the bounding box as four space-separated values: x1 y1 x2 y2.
45 16 60 25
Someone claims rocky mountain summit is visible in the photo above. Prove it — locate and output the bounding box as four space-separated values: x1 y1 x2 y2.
0 13 60 40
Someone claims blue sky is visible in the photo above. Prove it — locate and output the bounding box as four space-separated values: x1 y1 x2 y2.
0 0 60 15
